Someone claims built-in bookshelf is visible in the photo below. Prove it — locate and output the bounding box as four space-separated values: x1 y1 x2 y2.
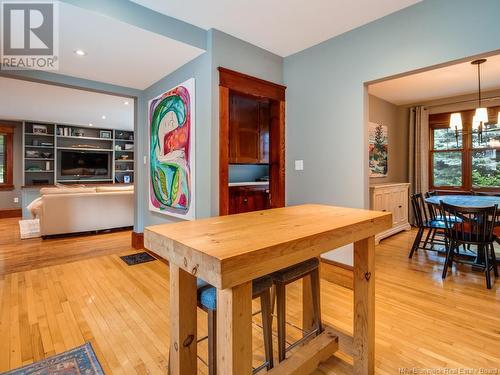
22 122 134 186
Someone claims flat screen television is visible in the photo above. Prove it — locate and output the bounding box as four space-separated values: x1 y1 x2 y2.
60 151 110 177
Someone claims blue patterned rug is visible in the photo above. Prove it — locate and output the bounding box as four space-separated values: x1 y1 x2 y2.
2 343 105 375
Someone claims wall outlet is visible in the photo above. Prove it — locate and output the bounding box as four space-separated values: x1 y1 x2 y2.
13 197 19 203
294 160 304 171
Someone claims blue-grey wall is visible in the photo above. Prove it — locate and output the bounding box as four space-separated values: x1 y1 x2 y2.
284 0 500 210
140 50 212 229
137 29 283 230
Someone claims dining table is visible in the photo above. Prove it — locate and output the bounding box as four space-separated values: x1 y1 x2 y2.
144 204 392 375
425 194 500 208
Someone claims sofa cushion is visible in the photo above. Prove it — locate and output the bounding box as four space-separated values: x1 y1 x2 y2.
40 187 96 195
96 185 134 193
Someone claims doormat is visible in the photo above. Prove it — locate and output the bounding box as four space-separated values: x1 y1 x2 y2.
120 252 156 265
19 219 41 239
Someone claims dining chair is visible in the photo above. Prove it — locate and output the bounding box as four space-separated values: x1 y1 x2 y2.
197 276 274 374
440 202 498 289
409 193 448 258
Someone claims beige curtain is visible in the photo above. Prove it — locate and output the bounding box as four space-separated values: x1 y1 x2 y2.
408 106 429 224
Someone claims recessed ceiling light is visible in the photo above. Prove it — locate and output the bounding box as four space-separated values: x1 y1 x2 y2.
89 123 93 126
74 49 87 56
101 115 106 120
124 101 129 105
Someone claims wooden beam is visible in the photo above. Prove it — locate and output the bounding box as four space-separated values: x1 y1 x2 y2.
169 265 197 375
267 327 339 375
320 259 353 290
327 325 354 357
353 236 375 374
216 282 253 374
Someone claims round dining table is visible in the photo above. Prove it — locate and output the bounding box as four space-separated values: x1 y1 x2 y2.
425 194 500 208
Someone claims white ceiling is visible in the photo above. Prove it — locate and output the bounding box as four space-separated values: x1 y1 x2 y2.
0 77 134 130
369 54 500 105
55 2 204 89
130 0 421 57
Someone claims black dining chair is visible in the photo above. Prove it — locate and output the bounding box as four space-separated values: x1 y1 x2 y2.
440 202 498 289
409 193 448 258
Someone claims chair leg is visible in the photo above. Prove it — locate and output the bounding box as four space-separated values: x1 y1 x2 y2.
484 245 492 289
409 228 424 258
260 290 274 370
207 309 217 375
275 282 287 362
270 284 276 315
422 228 432 249
309 268 323 335
442 240 453 279
491 243 499 278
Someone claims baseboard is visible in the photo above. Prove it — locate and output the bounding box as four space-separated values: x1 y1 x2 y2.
0 208 22 219
131 231 144 249
320 258 353 290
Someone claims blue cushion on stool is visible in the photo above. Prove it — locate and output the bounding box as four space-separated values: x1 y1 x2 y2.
197 276 273 311
271 258 319 283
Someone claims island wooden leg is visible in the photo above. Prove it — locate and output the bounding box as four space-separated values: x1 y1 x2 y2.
353 236 375 374
302 274 314 334
169 265 197 375
216 281 253 375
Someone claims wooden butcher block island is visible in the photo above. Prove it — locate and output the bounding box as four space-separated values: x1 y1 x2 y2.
144 204 392 374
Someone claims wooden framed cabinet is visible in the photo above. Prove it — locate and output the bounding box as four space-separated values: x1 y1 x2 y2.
370 182 411 244
229 94 269 164
228 185 270 214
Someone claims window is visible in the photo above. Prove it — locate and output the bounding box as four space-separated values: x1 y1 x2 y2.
0 125 14 190
429 107 500 191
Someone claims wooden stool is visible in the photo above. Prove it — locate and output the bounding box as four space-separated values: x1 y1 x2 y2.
271 257 323 362
197 276 274 374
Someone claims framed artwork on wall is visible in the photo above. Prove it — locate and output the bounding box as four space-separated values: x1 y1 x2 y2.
148 78 195 219
369 122 388 178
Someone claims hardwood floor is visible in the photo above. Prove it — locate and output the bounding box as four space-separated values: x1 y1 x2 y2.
0 217 499 373
0 217 132 274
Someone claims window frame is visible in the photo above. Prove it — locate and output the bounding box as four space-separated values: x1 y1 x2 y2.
0 125 14 191
429 107 500 193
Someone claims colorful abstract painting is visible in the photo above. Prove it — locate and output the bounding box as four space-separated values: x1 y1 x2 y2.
369 122 388 178
149 78 195 219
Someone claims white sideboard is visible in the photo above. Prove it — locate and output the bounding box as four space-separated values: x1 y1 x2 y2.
370 182 411 244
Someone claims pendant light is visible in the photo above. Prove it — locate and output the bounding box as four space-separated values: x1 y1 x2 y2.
471 59 488 143
449 113 462 147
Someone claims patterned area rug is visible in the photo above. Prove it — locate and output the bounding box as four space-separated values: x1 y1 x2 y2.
120 251 157 265
3 342 105 374
18 219 41 239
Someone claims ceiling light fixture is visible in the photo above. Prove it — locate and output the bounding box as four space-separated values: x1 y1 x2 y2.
89 123 93 126
101 115 106 120
124 101 129 105
74 49 87 56
449 113 462 147
471 58 488 143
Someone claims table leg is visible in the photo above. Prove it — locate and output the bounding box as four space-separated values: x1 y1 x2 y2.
169 265 197 375
353 236 375 375
216 281 252 375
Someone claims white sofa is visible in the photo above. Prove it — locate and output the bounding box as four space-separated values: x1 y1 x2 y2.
30 185 134 236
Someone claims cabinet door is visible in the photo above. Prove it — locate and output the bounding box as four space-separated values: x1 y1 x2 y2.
391 188 408 225
259 102 270 163
229 94 260 163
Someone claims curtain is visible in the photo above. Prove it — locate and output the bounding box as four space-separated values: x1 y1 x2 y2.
408 106 429 224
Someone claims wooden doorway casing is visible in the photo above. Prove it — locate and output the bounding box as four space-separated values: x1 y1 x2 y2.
218 67 286 215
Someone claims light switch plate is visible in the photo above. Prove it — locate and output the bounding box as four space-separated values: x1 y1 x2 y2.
143 155 147 165
295 160 304 171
